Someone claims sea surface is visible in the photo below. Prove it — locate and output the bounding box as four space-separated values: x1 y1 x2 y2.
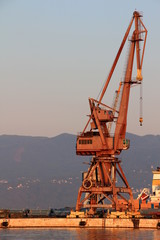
0 228 159 240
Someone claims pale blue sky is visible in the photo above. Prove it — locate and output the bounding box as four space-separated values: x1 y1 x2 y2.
0 0 159 137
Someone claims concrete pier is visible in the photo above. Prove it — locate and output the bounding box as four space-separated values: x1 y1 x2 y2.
0 218 160 229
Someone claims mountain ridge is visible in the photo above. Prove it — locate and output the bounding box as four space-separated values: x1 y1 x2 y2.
0 132 159 209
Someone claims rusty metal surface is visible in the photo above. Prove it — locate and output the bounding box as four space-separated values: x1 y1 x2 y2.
76 11 147 213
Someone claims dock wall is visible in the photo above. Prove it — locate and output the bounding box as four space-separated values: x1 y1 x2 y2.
0 218 160 229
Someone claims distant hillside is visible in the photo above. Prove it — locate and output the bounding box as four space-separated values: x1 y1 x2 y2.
0 133 87 209
0 133 159 209
122 133 160 191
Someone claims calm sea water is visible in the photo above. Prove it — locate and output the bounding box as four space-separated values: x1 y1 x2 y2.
0 228 159 240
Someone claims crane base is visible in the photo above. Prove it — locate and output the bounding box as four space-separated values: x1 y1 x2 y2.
76 156 134 213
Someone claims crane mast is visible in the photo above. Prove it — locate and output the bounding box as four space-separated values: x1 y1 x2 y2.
76 11 147 213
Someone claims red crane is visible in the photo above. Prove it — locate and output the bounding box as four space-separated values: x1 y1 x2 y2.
76 11 147 213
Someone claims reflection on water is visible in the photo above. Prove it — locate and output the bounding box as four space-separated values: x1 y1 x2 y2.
0 228 160 240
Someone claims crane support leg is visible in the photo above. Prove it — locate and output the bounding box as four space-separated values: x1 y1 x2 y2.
76 156 135 212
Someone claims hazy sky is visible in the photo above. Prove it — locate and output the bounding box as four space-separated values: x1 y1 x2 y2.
0 0 159 137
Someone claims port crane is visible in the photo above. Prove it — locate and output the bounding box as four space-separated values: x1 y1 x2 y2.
76 11 147 213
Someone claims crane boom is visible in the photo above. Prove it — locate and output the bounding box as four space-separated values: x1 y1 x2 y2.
114 37 136 150
98 17 134 104
108 81 122 133
114 11 147 150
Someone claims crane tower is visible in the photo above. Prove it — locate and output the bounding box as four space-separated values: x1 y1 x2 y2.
76 11 147 213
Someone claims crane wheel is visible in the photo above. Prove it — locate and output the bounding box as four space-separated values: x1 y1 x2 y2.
82 179 92 190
